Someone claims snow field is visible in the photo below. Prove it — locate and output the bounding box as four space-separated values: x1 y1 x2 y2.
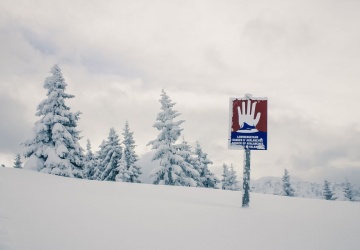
1 167 359 250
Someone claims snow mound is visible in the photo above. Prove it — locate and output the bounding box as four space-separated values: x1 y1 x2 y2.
23 154 44 171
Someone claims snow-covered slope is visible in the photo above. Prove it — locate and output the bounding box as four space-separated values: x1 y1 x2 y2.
1 168 360 250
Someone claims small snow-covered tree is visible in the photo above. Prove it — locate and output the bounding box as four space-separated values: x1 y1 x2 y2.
83 139 96 180
282 169 295 196
221 163 240 191
175 139 199 187
23 64 83 178
229 165 241 191
221 163 230 190
14 154 23 169
121 121 142 183
1 164 6 167
147 90 197 186
99 128 122 181
115 150 130 182
92 140 106 180
343 179 354 201
323 180 336 200
193 142 219 188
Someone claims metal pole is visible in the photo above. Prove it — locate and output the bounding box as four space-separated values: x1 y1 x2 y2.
242 149 251 207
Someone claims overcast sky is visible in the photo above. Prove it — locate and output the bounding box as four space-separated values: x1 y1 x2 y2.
1 0 359 185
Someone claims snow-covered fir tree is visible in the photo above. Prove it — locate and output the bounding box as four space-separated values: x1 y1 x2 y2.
282 169 295 196
193 142 219 188
13 154 23 169
1 164 5 168
180 138 195 166
99 128 122 181
230 165 241 191
147 90 197 186
115 150 130 182
23 64 83 178
221 163 230 190
178 138 200 185
343 179 354 201
323 180 336 200
120 121 142 183
175 139 200 187
92 140 106 180
221 163 240 191
83 139 96 180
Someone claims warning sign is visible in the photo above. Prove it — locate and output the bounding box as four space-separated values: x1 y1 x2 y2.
229 96 267 150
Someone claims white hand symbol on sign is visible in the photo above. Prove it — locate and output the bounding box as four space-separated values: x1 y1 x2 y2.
237 100 261 133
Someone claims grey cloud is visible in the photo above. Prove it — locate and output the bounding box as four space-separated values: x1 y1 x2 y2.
241 18 316 50
0 0 359 185
0 93 31 153
80 53 143 77
204 47 227 71
290 127 360 170
324 167 360 186
21 27 58 55
0 15 57 56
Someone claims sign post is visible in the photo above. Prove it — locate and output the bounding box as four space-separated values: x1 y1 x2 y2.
242 149 251 207
228 94 268 207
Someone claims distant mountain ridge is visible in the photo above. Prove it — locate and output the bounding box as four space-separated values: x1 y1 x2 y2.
250 176 360 201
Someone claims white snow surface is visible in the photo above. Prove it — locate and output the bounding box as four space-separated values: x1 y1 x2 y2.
1 167 360 250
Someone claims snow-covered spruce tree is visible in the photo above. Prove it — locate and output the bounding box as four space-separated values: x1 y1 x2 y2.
221 163 230 190
13 154 23 169
221 163 240 191
176 139 200 187
115 149 130 182
23 64 83 178
193 141 219 188
91 140 106 180
323 180 336 200
147 90 197 186
99 128 122 181
282 169 295 196
343 179 354 201
83 139 96 180
120 121 142 183
180 138 195 166
229 165 241 191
